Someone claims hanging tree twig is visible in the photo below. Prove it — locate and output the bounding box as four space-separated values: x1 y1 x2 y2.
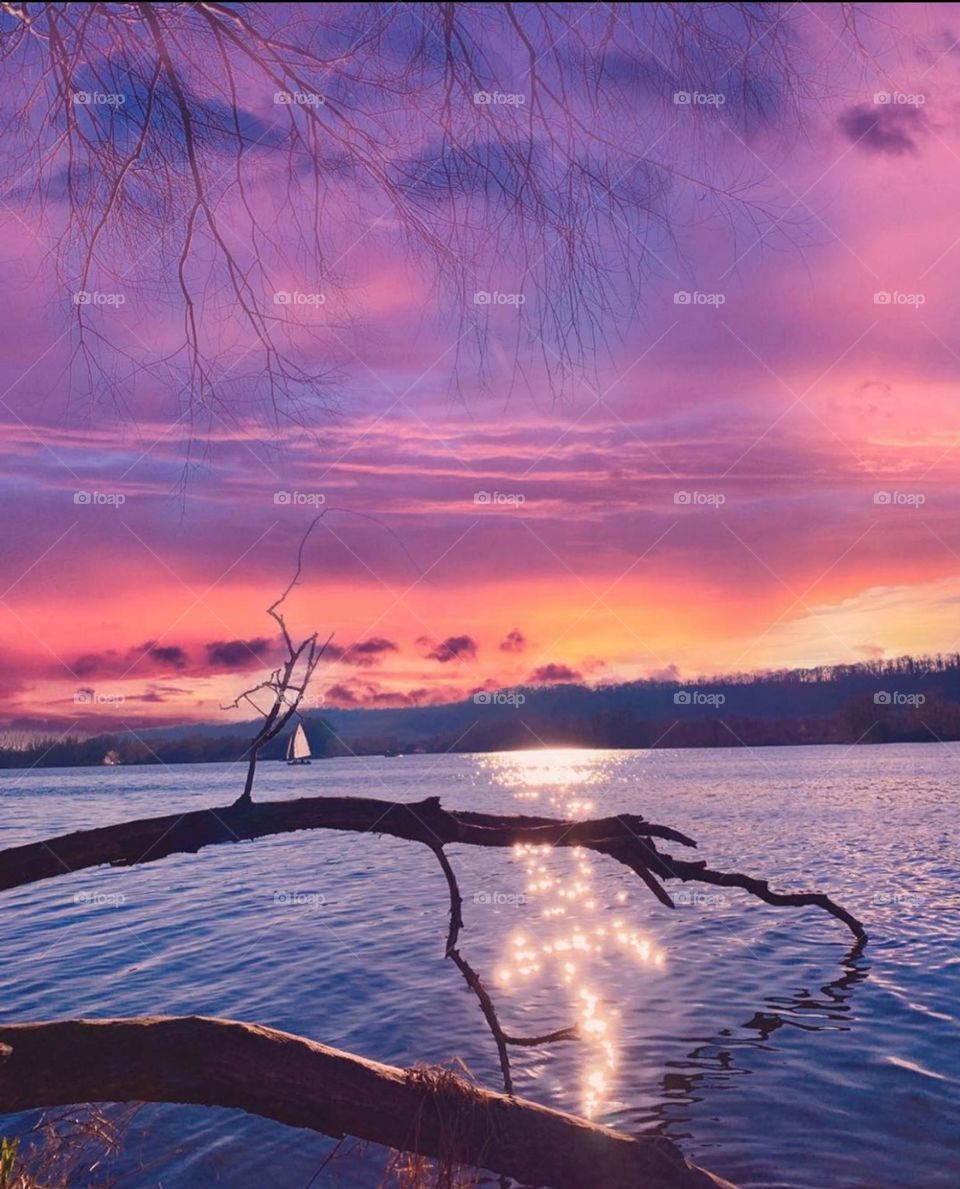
430 841 578 1094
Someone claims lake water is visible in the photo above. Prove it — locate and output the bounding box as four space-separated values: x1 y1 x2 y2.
1 744 957 1188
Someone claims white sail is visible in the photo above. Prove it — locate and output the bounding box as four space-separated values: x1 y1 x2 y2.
288 722 311 761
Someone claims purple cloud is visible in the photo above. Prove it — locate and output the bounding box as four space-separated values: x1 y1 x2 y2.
417 634 479 664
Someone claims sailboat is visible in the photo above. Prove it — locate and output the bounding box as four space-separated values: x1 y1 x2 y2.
286 722 312 765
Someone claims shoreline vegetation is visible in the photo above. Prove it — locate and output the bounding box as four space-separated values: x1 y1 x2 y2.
3 654 960 769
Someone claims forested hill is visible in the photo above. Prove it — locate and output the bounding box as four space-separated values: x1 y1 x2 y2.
4 654 960 768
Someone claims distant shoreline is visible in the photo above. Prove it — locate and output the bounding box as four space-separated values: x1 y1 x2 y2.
5 655 960 768
0 731 956 770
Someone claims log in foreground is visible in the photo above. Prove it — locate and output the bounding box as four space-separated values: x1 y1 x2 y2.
0 793 866 942
0 1015 737 1189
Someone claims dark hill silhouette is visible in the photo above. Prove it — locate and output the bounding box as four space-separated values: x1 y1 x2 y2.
4 654 960 767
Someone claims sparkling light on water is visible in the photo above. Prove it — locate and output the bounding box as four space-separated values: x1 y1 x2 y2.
484 750 665 1117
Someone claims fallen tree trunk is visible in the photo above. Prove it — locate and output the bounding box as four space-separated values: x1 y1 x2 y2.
0 794 866 941
0 1015 737 1189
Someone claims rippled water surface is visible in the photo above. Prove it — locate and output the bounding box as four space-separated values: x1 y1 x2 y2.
1 744 958 1187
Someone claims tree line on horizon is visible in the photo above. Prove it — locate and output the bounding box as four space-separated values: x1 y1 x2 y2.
3 653 960 768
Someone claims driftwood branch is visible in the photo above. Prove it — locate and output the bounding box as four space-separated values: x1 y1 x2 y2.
0 1016 736 1189
0 794 866 944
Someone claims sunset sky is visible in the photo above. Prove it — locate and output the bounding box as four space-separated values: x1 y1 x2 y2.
3 3 960 733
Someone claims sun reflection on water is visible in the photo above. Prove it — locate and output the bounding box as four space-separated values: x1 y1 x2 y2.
486 747 600 796
484 750 665 1118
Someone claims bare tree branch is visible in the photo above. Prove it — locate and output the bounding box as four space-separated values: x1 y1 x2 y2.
0 794 867 943
224 513 328 805
0 3 839 423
